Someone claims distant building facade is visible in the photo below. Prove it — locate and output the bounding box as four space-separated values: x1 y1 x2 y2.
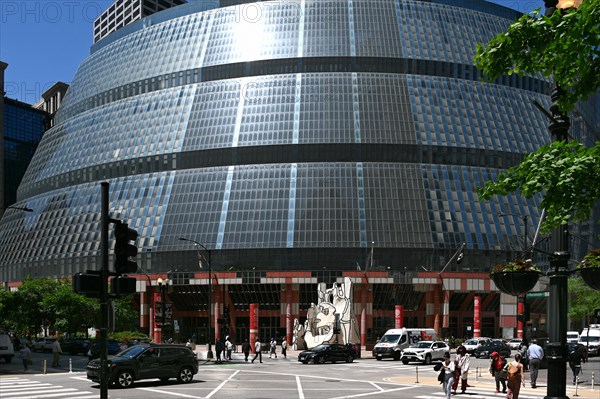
0 62 49 212
94 0 187 43
33 82 69 129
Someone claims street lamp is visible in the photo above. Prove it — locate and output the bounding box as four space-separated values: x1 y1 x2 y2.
542 2 583 399
179 237 213 359
157 277 169 342
497 212 530 259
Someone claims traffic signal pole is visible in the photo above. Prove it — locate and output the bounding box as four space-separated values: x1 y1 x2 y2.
100 182 109 399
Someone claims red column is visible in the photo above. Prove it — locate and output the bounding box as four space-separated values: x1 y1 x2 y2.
140 290 148 330
250 303 258 353
433 286 441 337
153 292 162 343
214 301 220 341
286 303 292 346
442 289 450 329
474 295 481 338
395 305 404 328
517 297 524 339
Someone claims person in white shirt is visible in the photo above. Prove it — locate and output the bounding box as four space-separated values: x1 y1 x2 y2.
51 339 62 367
252 338 263 363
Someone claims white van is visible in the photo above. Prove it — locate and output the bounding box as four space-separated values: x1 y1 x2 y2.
578 327 600 356
567 331 580 343
373 328 437 360
0 333 15 363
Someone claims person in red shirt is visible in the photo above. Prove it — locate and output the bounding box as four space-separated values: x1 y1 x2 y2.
489 351 507 393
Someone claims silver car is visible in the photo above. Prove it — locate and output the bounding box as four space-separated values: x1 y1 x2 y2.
400 341 450 364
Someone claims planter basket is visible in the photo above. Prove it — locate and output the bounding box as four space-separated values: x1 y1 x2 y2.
490 270 541 296
579 268 600 291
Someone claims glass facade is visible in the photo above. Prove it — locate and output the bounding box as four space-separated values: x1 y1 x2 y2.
2 99 47 208
1 0 599 283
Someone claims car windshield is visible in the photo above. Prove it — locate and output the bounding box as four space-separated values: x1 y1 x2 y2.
115 345 147 358
579 336 600 342
415 342 432 348
464 340 477 345
312 345 330 352
379 335 400 344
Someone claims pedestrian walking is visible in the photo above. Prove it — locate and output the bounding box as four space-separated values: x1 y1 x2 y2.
441 352 455 399
269 337 277 358
242 338 251 362
225 336 233 360
281 337 287 359
526 339 544 388
19 345 32 371
489 351 507 393
215 340 224 363
569 345 586 385
252 338 263 363
452 345 471 394
186 339 193 348
506 353 526 399
519 338 529 371
51 339 62 367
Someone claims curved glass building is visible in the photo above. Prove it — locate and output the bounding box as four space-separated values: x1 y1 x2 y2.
1 0 598 338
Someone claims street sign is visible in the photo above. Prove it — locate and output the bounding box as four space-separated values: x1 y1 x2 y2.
526 291 549 299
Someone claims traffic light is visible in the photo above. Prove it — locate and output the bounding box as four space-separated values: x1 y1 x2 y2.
111 276 137 296
73 272 101 297
114 221 138 274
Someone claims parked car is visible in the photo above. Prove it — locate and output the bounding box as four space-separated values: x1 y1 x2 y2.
61 338 90 355
400 340 449 365
32 338 56 353
87 343 198 388
507 339 523 350
0 333 15 363
473 341 511 359
88 339 122 358
298 343 356 364
462 338 492 354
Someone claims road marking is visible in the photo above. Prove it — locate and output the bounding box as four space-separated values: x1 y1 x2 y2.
296 375 305 399
137 387 203 398
206 369 240 398
328 385 418 398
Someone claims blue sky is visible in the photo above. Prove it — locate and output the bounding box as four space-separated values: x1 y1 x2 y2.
0 0 545 103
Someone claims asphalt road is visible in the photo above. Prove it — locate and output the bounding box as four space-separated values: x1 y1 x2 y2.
1 350 598 399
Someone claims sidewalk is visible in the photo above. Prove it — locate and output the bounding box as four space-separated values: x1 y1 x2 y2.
387 367 599 399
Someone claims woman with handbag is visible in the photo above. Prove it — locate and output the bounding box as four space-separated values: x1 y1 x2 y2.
506 353 526 399
441 352 455 399
489 351 507 393
452 345 471 394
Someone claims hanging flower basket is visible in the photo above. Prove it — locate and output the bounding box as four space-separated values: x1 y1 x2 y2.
578 248 600 291
490 260 541 296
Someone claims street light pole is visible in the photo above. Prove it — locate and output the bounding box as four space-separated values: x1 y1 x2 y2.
542 2 581 398
157 278 169 342
179 237 213 359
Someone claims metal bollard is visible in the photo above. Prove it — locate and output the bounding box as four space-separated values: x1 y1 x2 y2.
69 358 73 373
592 371 595 391
415 366 419 383
43 359 47 374
475 366 479 382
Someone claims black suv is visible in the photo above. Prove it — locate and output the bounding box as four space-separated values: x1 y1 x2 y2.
86 344 198 388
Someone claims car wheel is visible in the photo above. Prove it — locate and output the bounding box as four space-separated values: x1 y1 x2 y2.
346 355 353 363
424 355 432 365
317 357 325 364
393 352 400 361
376 356 382 361
302 360 308 364
402 359 409 365
116 370 135 388
177 367 194 383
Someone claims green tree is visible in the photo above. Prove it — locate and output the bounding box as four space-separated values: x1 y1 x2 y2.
568 276 600 324
7 277 63 336
40 283 99 335
113 295 139 332
474 0 600 233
